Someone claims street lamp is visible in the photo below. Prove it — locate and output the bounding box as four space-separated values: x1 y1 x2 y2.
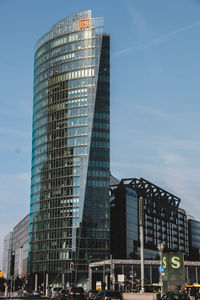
157 243 164 297
139 197 144 293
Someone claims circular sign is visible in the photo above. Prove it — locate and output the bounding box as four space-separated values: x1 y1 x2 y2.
158 266 164 273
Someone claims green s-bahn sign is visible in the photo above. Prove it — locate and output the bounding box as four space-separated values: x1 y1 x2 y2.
162 252 185 282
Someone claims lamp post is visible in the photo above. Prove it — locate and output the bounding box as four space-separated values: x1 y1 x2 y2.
139 197 144 293
157 243 164 297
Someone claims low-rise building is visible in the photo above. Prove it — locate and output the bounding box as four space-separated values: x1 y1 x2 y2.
110 177 189 259
188 218 200 261
13 214 29 278
3 232 13 279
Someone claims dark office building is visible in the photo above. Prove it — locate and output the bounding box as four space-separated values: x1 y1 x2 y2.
29 10 110 287
188 218 200 261
110 178 189 259
110 185 138 258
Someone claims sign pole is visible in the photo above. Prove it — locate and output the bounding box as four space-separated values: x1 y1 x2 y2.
157 243 164 297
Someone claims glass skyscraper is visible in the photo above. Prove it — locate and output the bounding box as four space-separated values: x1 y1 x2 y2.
29 10 110 286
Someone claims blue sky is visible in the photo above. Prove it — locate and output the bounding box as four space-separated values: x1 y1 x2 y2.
1 0 200 267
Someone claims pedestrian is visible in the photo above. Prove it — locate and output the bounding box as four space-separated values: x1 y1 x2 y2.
47 286 51 299
190 286 196 300
5 285 8 298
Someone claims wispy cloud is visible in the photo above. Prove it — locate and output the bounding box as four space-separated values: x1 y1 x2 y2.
126 0 148 37
169 138 200 152
112 21 200 58
0 127 30 137
135 104 176 120
159 152 200 214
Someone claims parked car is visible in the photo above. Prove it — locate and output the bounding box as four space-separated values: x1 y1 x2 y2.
59 289 68 300
51 287 62 298
161 292 190 300
86 290 98 300
94 290 122 300
30 290 41 298
67 287 85 299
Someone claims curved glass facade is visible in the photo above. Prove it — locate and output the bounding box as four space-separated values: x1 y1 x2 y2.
29 10 110 285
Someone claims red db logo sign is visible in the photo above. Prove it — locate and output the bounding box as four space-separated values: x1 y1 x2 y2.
78 18 90 30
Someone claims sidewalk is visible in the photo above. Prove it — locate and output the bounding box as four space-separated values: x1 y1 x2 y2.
0 294 49 299
0 292 19 299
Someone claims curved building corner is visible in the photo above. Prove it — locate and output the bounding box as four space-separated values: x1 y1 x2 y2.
29 10 110 289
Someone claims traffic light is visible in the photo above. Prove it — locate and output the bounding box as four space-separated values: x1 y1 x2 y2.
0 270 3 278
70 262 74 270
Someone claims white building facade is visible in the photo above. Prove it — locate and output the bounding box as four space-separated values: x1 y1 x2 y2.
13 214 29 278
3 232 13 279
